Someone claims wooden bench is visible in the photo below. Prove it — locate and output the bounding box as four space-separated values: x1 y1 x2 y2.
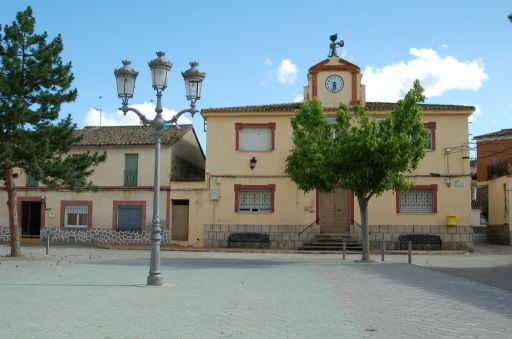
399 234 442 250
228 232 270 248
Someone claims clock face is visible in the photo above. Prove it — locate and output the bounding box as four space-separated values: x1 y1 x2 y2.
325 75 344 93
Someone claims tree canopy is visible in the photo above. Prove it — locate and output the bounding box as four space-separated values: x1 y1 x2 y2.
0 7 106 256
286 80 428 260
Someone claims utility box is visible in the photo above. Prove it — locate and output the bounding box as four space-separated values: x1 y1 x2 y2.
210 188 220 201
447 214 457 226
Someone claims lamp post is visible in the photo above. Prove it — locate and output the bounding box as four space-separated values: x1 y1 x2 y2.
114 52 205 286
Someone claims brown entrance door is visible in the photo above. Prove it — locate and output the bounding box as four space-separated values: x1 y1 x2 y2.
21 201 42 237
319 188 351 234
172 200 189 241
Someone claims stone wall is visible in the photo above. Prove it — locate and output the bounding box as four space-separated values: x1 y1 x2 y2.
0 226 171 245
204 224 320 249
350 224 474 250
487 224 511 245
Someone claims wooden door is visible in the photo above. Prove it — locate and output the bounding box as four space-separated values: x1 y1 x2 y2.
319 188 351 234
172 200 189 241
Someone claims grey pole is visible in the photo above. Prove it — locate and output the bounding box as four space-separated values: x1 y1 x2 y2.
147 93 164 286
408 240 412 264
381 240 385 262
46 234 49 255
342 239 346 260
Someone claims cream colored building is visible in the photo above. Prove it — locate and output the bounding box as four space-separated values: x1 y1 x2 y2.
1 46 475 250
0 125 205 245
187 52 475 250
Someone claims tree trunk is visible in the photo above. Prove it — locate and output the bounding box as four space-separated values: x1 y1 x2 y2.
357 193 370 261
5 165 21 257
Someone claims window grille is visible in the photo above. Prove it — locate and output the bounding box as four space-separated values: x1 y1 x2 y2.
399 189 434 213
64 205 89 228
117 205 143 230
238 188 272 212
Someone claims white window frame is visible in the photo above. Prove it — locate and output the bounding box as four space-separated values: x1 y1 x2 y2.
64 204 89 228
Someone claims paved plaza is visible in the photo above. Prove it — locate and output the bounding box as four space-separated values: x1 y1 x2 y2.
1 245 511 338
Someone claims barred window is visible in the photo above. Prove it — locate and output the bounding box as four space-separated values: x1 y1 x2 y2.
117 205 143 230
235 185 275 213
64 205 89 228
399 189 435 213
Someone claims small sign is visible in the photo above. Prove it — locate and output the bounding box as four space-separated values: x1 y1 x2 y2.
210 188 220 200
455 179 465 188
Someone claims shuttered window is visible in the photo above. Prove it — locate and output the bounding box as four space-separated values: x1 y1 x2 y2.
124 154 138 186
235 123 276 151
26 174 38 187
64 205 89 228
117 205 143 230
239 127 272 151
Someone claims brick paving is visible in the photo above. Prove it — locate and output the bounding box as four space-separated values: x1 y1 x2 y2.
0 246 511 338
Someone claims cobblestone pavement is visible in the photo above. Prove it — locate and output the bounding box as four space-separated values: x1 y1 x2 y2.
0 245 511 338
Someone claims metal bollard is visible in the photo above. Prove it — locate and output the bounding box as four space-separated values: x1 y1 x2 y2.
381 240 385 262
46 235 50 255
342 239 346 260
408 240 412 264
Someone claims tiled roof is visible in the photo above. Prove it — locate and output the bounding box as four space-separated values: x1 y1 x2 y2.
74 125 191 146
201 102 475 113
474 129 512 140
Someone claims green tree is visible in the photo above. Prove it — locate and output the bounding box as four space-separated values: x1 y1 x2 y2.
0 7 105 257
286 80 428 260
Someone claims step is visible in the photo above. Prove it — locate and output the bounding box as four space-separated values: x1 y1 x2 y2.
299 245 362 251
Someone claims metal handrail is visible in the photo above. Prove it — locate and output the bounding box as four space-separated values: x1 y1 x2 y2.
298 219 319 236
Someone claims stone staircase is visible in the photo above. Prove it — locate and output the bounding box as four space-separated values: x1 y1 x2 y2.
300 234 362 252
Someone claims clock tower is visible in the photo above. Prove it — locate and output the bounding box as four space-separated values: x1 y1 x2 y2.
304 34 365 107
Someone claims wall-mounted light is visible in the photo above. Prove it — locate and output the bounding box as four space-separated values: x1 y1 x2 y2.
250 156 257 169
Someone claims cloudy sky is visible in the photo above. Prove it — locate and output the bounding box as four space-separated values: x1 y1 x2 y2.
1 0 510 155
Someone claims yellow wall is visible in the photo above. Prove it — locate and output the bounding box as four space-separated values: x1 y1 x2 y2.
0 189 167 230
202 106 472 231
12 144 173 188
488 175 508 225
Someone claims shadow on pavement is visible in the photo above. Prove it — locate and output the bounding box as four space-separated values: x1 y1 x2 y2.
343 263 512 319
430 264 512 292
92 258 308 270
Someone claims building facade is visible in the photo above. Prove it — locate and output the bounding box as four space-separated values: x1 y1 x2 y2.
475 129 512 245
1 45 475 250
192 53 474 250
0 125 205 245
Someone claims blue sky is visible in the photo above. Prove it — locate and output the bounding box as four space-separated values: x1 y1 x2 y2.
1 0 510 156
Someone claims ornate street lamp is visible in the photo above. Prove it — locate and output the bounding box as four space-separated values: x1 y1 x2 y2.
114 52 205 286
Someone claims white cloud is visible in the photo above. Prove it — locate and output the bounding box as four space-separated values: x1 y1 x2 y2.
276 59 299 85
293 94 304 103
82 102 191 127
490 119 496 124
264 57 273 66
362 48 489 102
468 104 482 123
439 44 449 49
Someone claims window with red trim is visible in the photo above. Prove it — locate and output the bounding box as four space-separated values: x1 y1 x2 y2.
61 201 93 229
112 201 146 230
424 122 436 151
234 184 275 213
396 185 437 213
235 123 276 151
